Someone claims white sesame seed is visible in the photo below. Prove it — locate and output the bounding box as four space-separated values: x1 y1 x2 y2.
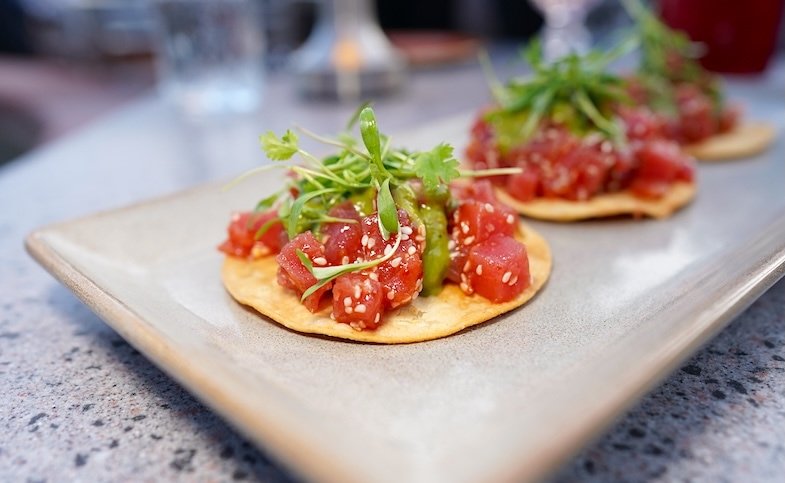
463 236 475 245
354 285 361 299
340 225 350 233
484 203 495 213
402 233 410 241
506 214 515 224
384 244 394 256
463 260 471 272
344 297 352 307
459 282 471 293
355 304 367 313
387 290 395 300
330 312 336 320
415 235 425 242
461 222 469 234
341 255 350 264
460 273 468 283
475 265 483 275
448 240 456 250
401 226 413 235
367 237 376 249
346 306 353 314
374 313 380 323
361 234 369 247
368 272 379 281
313 256 327 266
509 275 518 286
407 246 416 256
502 271 512 283
390 257 402 268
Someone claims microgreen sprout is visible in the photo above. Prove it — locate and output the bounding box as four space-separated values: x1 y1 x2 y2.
484 36 638 147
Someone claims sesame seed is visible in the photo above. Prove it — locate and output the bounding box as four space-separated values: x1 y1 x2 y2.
313 256 327 266
484 203 495 213
460 273 468 283
387 290 395 300
475 265 483 275
355 304 367 313
354 285 361 299
401 226 413 235
509 275 518 286
448 240 456 250
415 235 425 242
330 312 336 320
344 297 352 307
402 234 410 241
461 222 469 234
384 244 394 256
341 255 350 264
506 214 515 224
407 246 416 256
361 234 369 247
346 306 353 314
367 237 376 249
390 257 402 268
374 313 380 323
368 272 379 281
463 260 471 272
463 236 475 245
502 271 512 283
459 282 471 293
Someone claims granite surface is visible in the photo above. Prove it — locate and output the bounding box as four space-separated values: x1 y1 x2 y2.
1 59 784 482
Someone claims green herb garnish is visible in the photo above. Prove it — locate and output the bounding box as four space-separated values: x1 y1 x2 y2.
622 0 723 112
486 37 637 148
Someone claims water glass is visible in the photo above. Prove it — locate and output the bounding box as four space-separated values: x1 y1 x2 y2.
153 0 265 117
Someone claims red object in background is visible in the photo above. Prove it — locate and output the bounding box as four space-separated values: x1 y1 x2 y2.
659 0 785 74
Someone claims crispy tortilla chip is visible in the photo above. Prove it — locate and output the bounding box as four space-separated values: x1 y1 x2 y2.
685 122 775 161
222 223 551 343
496 182 696 222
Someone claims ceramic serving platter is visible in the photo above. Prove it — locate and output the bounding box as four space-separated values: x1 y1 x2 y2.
26 113 785 483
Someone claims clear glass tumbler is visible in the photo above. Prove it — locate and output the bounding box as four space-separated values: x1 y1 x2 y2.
153 0 265 117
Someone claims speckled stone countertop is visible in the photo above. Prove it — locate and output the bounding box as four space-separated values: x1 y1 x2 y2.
2 59 784 482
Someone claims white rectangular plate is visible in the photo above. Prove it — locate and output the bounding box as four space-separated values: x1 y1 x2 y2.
26 114 785 483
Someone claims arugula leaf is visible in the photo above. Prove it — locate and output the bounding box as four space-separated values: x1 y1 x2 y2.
254 192 281 212
413 144 460 196
260 130 299 160
376 178 399 240
359 107 389 181
300 235 403 300
346 101 372 130
254 217 281 240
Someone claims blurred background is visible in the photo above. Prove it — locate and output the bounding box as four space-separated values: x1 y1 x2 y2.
1 0 784 165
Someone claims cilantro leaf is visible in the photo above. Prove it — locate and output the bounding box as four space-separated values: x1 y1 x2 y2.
413 144 460 196
260 129 299 161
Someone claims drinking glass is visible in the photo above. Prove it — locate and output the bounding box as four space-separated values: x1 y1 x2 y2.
153 0 265 117
530 0 600 61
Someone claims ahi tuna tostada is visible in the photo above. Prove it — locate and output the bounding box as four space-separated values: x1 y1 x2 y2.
623 0 775 160
220 107 551 343
467 40 697 221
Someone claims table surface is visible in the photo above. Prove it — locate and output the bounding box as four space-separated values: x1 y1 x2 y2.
2 54 784 482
